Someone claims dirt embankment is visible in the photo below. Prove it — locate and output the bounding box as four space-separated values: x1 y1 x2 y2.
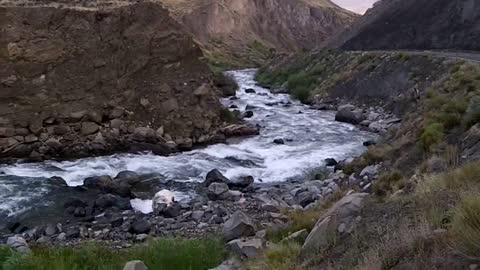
0 2 225 161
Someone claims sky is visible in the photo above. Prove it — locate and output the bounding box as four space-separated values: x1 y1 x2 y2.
332 0 378 14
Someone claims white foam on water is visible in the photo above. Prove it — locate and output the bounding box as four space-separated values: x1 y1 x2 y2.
0 69 376 217
131 190 194 214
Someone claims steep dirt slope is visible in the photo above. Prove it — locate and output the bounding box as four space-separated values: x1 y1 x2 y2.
326 0 480 51
0 2 223 160
159 0 358 66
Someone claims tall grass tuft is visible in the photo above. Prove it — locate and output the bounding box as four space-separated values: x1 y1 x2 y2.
451 196 480 257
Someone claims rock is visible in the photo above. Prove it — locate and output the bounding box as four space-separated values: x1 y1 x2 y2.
242 111 254 118
335 109 365 125
83 175 113 192
368 121 387 133
110 119 125 129
95 194 131 210
208 182 230 200
363 140 377 146
193 83 210 96
227 238 263 258
228 176 254 189
133 127 156 142
54 125 70 135
163 202 182 218
245 88 256 94
359 165 379 178
64 198 87 209
222 124 259 137
208 258 243 270
324 158 338 166
191 210 205 221
44 223 59 236
24 134 38 143
0 127 15 137
81 122 99 135
45 138 62 150
130 219 151 234
301 193 369 255
7 236 30 253
152 189 175 211
273 138 285 145
338 104 356 111
123 260 148 270
223 210 256 241
204 169 230 186
176 138 193 150
111 216 124 227
66 227 81 239
135 234 149 242
281 229 309 244
57 232 67 241
48 176 68 187
115 170 140 185
295 191 317 208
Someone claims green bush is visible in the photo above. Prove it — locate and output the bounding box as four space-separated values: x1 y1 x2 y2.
287 72 315 103
220 108 239 124
373 170 404 197
420 123 444 151
452 196 480 256
0 238 226 270
464 97 480 129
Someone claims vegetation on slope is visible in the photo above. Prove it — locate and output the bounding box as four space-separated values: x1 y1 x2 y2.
0 238 226 270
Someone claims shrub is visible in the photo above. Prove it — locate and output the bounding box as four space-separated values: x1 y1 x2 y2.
220 108 239 124
373 170 404 197
464 96 480 129
451 196 480 256
420 123 444 151
264 242 301 270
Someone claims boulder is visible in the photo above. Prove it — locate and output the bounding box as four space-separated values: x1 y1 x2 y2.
81 122 99 135
208 182 230 200
222 124 259 137
359 165 379 178
130 219 151 234
7 235 30 253
123 260 148 270
191 210 205 222
242 111 254 118
324 158 338 166
95 194 131 210
204 169 229 186
83 175 113 192
273 138 285 145
115 170 140 185
227 238 263 258
228 176 254 189
245 88 256 94
363 140 377 146
66 227 81 239
133 127 156 142
301 193 369 255
223 211 256 241
335 109 365 125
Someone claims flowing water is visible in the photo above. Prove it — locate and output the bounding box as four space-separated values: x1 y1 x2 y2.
0 69 375 219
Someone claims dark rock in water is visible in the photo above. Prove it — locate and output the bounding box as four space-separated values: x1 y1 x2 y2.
229 104 238 109
245 88 256 94
363 140 377 146
273 138 285 145
64 198 87 209
324 158 338 166
48 176 68 187
228 176 254 189
334 161 345 172
83 175 113 192
66 227 80 239
6 220 28 234
242 111 254 118
114 170 140 185
204 169 229 186
225 156 257 167
335 109 365 125
245 105 256 111
111 183 132 198
230 96 239 100
130 219 151 234
95 194 131 210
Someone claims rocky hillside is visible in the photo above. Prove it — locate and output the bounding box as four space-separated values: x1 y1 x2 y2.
0 2 224 160
159 0 358 67
326 0 480 51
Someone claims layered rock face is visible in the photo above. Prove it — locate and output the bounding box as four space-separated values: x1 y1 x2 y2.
327 0 480 50
160 0 357 65
0 2 222 159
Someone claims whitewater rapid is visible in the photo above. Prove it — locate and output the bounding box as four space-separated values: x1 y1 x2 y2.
0 69 375 217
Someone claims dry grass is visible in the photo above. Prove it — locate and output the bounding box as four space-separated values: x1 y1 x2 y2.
247 242 302 270
451 195 480 258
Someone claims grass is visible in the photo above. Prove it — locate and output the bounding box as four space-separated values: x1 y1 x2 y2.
247 242 301 270
0 238 227 270
220 108 239 124
451 195 480 256
420 123 444 151
372 170 405 197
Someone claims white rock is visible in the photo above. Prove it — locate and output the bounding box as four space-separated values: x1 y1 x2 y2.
123 260 148 270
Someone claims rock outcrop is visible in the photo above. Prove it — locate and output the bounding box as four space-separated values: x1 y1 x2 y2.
0 2 223 160
159 0 358 66
326 0 480 51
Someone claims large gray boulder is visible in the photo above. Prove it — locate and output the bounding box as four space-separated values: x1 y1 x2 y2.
208 182 230 200
223 211 256 241
301 193 369 255
226 238 263 258
335 109 365 125
123 260 148 270
7 235 30 253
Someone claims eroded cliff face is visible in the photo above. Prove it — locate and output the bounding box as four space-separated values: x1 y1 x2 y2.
326 0 480 51
0 2 223 160
160 0 357 66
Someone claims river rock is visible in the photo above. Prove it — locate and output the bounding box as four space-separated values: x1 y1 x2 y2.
7 235 30 253
223 210 256 241
130 219 151 234
204 169 229 186
83 175 113 192
273 138 285 145
66 226 81 239
363 140 377 146
245 88 256 94
301 193 369 255
133 127 156 142
227 238 263 258
95 194 131 210
242 111 254 118
227 175 254 189
123 260 148 270
208 182 230 200
81 122 99 135
335 109 365 125
115 170 140 185
222 124 259 137
324 158 338 166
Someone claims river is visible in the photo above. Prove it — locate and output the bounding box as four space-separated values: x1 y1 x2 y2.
0 69 375 220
